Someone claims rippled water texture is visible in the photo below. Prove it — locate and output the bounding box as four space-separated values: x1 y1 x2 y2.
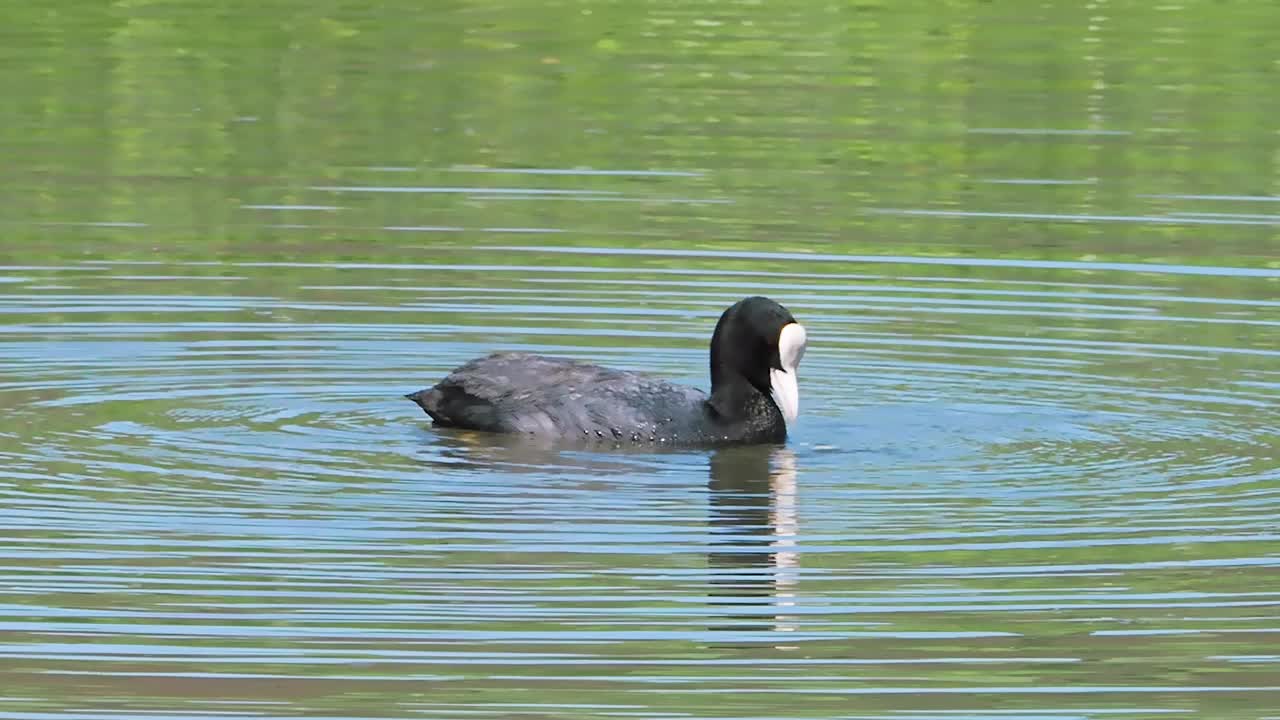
4 254 1279 718
4 1 1280 719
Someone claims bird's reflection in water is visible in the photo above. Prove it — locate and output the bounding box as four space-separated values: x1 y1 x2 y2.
706 445 799 643
419 426 663 478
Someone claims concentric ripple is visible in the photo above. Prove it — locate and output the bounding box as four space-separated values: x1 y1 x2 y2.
2 252 1279 720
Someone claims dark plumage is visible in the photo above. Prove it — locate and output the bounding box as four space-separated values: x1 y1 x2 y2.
406 296 807 446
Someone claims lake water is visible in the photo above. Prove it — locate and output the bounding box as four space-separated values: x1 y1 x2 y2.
3 2 1280 718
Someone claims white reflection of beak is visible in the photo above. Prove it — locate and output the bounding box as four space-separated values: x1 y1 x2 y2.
768 323 807 425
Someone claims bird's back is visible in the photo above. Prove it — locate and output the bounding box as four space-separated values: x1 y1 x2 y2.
407 352 712 444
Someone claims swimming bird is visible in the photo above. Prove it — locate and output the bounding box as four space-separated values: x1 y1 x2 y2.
406 296 807 446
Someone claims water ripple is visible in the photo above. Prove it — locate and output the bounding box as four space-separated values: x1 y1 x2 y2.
2 254 1277 719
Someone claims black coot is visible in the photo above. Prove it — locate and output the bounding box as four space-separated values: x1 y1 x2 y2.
406 296 807 446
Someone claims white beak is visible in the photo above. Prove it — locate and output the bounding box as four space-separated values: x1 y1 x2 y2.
769 322 807 425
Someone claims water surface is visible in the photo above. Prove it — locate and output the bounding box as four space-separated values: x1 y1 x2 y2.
3 1 1280 719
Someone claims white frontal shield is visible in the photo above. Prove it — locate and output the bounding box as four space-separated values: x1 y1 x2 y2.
769 323 807 424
